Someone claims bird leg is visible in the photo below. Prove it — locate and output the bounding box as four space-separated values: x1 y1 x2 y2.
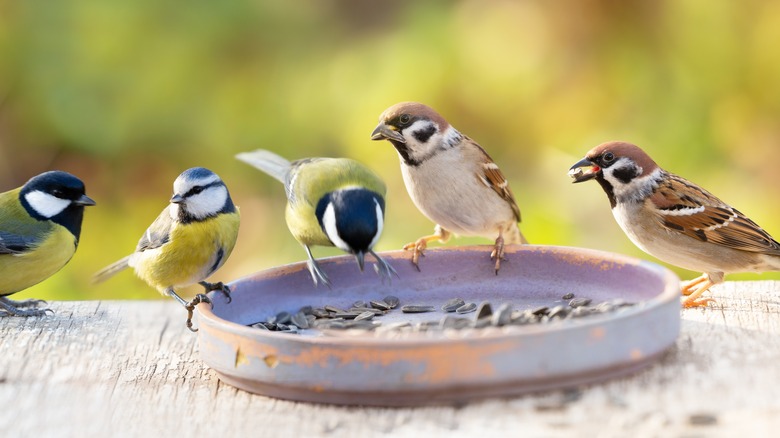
403 225 451 271
680 276 718 308
304 245 331 288
0 297 53 317
369 250 399 284
199 281 231 303
166 288 212 332
490 231 506 275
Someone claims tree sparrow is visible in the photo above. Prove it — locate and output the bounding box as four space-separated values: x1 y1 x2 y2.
569 141 780 308
371 101 527 273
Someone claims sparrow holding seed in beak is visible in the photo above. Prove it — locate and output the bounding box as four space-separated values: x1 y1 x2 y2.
371 101 527 273
569 141 780 307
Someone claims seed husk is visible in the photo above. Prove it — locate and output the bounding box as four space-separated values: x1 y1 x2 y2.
442 298 466 312
491 303 513 326
561 293 575 300
325 305 346 314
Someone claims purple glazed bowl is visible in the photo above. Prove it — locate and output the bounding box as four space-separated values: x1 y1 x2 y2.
196 245 680 406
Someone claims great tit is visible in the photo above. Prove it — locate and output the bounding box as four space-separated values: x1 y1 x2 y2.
94 167 240 331
236 149 397 287
0 171 95 317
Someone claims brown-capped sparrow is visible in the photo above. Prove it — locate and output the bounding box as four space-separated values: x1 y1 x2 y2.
371 101 527 273
569 141 780 308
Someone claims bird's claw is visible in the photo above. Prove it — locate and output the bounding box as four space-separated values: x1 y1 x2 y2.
370 250 399 284
0 297 53 317
403 239 428 271
184 293 212 332
491 235 506 274
199 281 231 303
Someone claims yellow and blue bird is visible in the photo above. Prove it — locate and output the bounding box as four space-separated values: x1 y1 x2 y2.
94 167 240 331
0 171 95 317
236 149 397 287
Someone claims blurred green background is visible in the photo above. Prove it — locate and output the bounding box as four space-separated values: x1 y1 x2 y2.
2 0 780 301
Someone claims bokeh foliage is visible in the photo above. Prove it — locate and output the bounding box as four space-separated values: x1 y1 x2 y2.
2 0 780 300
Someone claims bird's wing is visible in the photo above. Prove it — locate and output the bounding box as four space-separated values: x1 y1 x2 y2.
466 138 522 222
650 174 780 254
135 206 175 252
0 231 42 254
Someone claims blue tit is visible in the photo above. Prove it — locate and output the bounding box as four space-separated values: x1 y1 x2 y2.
0 171 95 317
94 167 240 331
236 149 397 287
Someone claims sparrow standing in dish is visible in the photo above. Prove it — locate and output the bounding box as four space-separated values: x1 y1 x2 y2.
236 149 397 287
94 168 240 331
371 101 527 273
569 141 780 307
0 171 95 317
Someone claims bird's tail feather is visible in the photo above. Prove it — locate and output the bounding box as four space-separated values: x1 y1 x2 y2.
235 149 291 184
93 256 131 284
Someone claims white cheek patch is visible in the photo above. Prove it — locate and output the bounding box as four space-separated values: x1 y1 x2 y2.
24 191 71 218
321 202 351 252
183 185 228 220
606 166 662 203
368 197 383 250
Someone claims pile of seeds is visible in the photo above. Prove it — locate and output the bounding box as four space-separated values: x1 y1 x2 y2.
248 293 637 335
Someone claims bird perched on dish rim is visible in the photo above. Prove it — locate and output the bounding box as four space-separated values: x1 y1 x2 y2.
569 141 780 307
236 149 397 287
0 171 95 317
94 167 240 331
370 101 527 273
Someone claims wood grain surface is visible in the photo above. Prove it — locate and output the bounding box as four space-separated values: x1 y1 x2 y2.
1 281 779 437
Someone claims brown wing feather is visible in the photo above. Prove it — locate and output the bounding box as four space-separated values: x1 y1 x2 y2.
464 138 522 222
650 174 780 254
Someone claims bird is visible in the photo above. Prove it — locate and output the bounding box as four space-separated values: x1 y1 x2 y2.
94 167 240 331
236 149 397 287
569 141 780 308
0 171 95 317
370 101 527 273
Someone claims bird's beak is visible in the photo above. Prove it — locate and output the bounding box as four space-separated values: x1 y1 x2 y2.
170 194 185 204
355 251 366 272
371 122 406 143
74 194 96 206
568 157 600 183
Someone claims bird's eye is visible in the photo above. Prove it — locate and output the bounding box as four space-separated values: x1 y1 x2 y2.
190 186 204 195
399 114 411 125
51 189 64 198
602 152 615 163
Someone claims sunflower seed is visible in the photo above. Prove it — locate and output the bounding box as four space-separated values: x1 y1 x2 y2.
442 298 466 312
492 303 513 326
531 306 549 316
332 312 363 320
569 297 592 308
311 307 330 318
548 305 569 319
474 316 492 328
401 305 436 313
370 300 391 311
298 305 313 315
561 292 575 300
291 311 309 329
355 311 375 321
352 300 367 308
455 302 477 314
383 295 400 308
325 305 346 314
476 301 493 319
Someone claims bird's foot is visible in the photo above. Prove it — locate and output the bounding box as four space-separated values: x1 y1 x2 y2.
0 297 53 317
681 275 709 296
490 235 506 275
183 294 212 332
682 297 716 308
680 277 717 308
370 250 399 284
199 281 231 303
306 259 332 288
402 239 428 271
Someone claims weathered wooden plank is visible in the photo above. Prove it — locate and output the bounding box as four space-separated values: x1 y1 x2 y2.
1 282 779 437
